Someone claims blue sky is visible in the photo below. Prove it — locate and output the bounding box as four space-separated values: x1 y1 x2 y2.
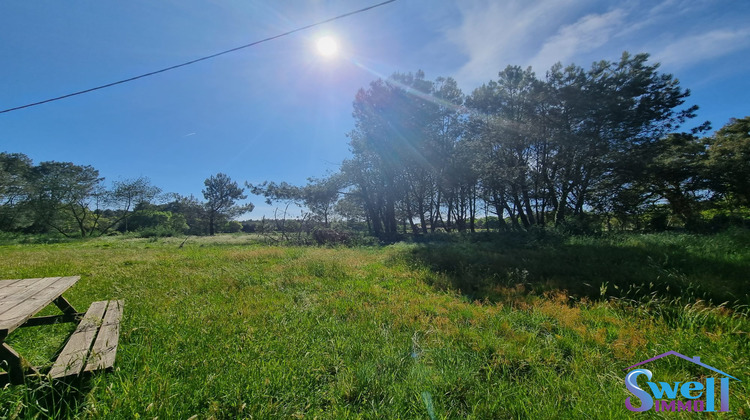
2 0 749 218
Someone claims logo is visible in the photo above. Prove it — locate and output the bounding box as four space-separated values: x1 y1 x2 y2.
624 351 740 413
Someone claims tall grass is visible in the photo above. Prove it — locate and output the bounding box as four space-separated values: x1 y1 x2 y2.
0 232 747 418
407 229 750 309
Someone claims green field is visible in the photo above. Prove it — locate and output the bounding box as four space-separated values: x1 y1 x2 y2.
1 231 748 419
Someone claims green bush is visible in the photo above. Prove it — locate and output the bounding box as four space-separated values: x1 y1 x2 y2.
554 214 603 235
223 220 243 233
137 225 179 238
125 210 188 236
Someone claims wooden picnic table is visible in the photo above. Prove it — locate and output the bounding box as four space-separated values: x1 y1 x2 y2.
0 276 122 385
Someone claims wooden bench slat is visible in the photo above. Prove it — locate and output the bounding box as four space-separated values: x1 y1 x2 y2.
48 301 108 378
84 300 123 373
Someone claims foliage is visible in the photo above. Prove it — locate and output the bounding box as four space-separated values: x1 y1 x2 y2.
202 173 253 235
125 209 188 236
107 177 162 233
328 52 715 237
161 194 208 236
706 116 750 206
28 161 104 237
0 153 34 232
2 57 749 240
0 155 165 237
247 174 344 226
345 71 467 239
223 220 243 233
312 227 351 246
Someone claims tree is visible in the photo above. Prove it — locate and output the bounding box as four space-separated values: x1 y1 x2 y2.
466 65 541 228
126 208 188 235
461 52 698 230
106 177 162 233
0 153 34 231
706 117 750 206
634 132 709 225
300 175 344 227
223 220 243 233
162 194 208 235
246 181 303 208
202 173 253 235
345 70 465 238
246 176 343 239
28 161 104 237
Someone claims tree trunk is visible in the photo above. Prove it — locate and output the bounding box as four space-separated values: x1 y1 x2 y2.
554 186 571 226
493 194 509 232
522 187 536 226
418 199 428 234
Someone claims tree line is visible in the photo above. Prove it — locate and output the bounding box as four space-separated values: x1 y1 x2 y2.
253 52 748 239
2 52 748 240
0 156 252 237
327 52 747 238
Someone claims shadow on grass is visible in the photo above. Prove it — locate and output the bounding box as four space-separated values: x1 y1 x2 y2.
402 230 750 310
0 375 96 419
1 321 112 418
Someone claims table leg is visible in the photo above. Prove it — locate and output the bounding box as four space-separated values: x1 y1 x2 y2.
0 342 39 385
53 296 79 316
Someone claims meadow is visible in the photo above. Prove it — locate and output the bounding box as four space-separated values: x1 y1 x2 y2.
0 231 748 419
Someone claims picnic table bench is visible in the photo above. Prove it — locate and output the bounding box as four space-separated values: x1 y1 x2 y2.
0 276 123 385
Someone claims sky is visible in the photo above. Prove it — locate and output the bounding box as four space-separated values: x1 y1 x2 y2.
2 0 749 219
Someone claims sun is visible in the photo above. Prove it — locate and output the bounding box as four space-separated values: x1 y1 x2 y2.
316 36 339 57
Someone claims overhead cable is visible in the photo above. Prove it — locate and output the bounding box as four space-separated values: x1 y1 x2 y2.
0 0 397 114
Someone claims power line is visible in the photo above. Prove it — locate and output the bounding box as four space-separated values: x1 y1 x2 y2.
0 0 397 115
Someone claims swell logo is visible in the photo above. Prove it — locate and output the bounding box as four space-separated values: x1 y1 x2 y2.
624 351 740 413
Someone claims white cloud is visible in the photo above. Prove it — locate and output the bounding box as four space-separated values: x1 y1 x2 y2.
528 9 627 72
646 0 679 18
652 28 750 69
443 0 750 88
446 0 582 87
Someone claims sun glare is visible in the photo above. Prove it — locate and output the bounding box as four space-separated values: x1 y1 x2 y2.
316 36 339 57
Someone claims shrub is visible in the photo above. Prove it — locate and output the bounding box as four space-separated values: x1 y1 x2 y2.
126 210 188 236
223 220 243 233
137 226 179 238
554 214 603 235
312 228 351 246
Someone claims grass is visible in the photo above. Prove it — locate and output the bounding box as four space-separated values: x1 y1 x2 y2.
0 231 748 418
407 229 750 307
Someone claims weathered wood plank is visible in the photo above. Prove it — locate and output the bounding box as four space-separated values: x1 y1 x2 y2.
27 276 78 309
0 276 80 335
0 277 57 309
48 301 108 378
0 278 29 301
0 278 40 298
0 277 61 311
84 300 123 372
0 277 61 333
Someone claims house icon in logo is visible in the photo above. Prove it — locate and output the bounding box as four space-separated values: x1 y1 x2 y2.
624 351 740 413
